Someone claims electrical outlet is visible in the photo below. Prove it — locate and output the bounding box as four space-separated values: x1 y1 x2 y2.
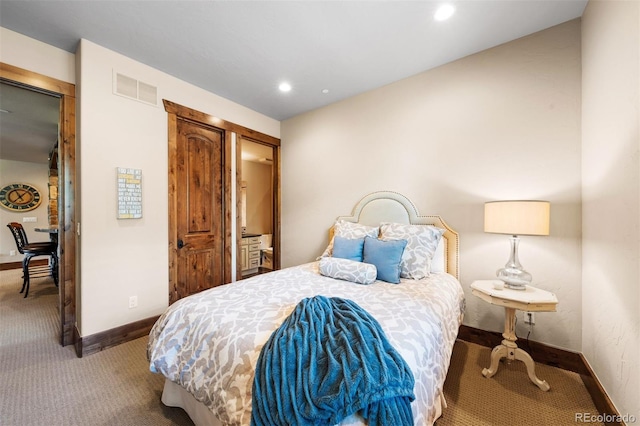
9 250 16 256
22 217 37 223
128 296 138 309
524 311 535 325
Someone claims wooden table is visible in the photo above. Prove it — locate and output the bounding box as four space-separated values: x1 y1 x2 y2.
470 280 558 391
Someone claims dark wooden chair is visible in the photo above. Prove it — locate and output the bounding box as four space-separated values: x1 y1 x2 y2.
6 222 58 298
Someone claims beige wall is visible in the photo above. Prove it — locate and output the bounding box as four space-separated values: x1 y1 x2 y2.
242 160 273 235
0 28 75 83
581 0 639 418
282 20 583 351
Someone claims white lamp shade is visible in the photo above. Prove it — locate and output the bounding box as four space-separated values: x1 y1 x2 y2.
484 200 550 236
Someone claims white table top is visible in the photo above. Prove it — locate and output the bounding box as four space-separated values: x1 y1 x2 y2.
471 280 558 304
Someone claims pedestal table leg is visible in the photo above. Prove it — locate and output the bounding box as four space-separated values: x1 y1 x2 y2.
481 307 550 391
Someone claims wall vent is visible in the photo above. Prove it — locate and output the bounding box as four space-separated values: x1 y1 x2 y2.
113 71 158 106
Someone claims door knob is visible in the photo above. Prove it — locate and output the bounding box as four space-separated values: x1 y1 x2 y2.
177 239 185 249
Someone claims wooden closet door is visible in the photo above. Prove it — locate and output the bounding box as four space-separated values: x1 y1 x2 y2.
174 118 224 300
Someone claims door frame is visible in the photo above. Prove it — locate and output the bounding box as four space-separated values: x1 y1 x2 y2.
163 100 280 294
0 63 77 347
237 135 281 275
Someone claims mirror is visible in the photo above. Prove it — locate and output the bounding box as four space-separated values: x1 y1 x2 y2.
240 139 275 275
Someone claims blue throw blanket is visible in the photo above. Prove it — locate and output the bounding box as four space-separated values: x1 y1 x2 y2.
251 295 415 426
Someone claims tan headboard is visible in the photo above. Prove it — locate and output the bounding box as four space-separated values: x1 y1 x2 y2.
329 191 459 279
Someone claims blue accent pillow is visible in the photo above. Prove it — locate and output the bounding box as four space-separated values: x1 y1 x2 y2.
332 236 365 262
362 236 407 284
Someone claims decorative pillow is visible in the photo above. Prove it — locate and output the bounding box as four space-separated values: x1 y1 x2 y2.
362 236 407 284
332 236 365 262
318 257 377 285
379 222 445 279
319 220 379 258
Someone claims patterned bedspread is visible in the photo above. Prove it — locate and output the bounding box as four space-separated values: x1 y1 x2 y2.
147 262 465 426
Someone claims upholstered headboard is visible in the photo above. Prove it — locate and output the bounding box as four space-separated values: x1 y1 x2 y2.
329 191 459 279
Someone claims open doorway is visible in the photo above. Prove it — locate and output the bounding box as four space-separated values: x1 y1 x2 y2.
0 63 77 347
240 139 274 277
0 81 59 296
239 136 280 278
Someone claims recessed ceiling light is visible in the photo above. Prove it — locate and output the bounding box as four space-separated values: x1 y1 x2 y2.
434 4 455 21
279 82 292 92
321 89 329 94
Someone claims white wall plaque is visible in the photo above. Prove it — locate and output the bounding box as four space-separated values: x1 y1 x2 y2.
116 167 142 219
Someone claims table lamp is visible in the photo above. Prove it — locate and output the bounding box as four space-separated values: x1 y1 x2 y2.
484 200 550 290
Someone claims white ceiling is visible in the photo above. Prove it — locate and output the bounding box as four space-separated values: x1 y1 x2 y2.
0 83 60 164
0 0 587 162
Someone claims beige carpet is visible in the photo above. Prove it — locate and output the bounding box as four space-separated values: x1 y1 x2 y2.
439 340 603 425
0 268 602 425
0 268 191 426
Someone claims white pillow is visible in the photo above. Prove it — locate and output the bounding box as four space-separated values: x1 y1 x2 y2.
379 222 445 279
319 219 379 258
318 257 377 285
430 238 446 273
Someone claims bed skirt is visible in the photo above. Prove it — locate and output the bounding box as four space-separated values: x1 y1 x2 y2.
161 379 445 426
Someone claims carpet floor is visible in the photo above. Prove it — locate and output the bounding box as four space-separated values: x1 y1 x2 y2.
0 268 602 425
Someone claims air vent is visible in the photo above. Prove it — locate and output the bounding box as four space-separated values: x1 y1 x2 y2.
113 71 158 106
116 73 137 98
137 81 158 105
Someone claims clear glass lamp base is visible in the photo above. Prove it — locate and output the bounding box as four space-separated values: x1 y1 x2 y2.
497 267 532 290
497 235 533 290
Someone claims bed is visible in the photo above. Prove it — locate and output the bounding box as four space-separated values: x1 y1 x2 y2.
148 191 465 426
